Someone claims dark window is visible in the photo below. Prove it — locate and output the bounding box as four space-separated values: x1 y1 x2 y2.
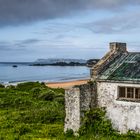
135 88 140 99
118 87 140 101
127 88 134 98
119 87 125 98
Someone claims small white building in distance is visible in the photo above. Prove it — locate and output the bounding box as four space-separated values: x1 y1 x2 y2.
65 42 140 133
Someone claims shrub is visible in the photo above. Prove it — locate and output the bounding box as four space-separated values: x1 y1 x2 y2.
126 130 140 139
54 95 64 105
16 82 44 92
0 84 5 88
65 129 74 137
13 124 31 136
31 87 42 97
79 108 115 136
6 85 16 90
38 89 64 103
39 92 55 101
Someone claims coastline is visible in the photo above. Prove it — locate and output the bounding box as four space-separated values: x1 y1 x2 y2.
46 78 89 89
1 78 90 88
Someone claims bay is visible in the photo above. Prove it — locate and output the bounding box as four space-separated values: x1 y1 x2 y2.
0 64 90 84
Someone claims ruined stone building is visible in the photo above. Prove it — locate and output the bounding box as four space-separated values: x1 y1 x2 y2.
65 42 140 133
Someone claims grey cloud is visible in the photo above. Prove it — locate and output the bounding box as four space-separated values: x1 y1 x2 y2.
34 22 78 37
15 39 41 47
0 41 12 51
20 39 40 44
0 38 40 51
1 0 140 26
0 41 22 51
0 43 23 51
83 12 140 34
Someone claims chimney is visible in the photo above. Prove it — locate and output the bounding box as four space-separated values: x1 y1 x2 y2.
91 42 127 80
110 42 127 52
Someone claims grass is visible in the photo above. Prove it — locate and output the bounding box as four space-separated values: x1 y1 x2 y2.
1 82 140 140
0 82 65 140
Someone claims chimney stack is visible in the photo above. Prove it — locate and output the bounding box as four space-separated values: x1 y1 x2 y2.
91 42 127 80
110 42 127 52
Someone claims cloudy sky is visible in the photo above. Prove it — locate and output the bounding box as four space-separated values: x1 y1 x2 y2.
0 0 140 62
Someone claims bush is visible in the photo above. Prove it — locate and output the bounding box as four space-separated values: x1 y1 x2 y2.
31 87 41 94
0 84 5 88
13 124 31 136
38 89 64 103
65 129 74 137
39 92 55 101
6 85 16 90
16 82 44 92
79 108 115 136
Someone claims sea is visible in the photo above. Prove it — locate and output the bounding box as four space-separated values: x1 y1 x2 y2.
0 64 90 85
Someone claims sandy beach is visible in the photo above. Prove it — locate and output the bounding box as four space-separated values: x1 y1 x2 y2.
46 79 89 89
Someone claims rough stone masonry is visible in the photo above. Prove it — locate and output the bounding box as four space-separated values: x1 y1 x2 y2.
64 42 127 133
64 83 97 132
65 42 140 133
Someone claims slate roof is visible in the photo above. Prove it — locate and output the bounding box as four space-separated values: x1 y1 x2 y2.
99 52 140 82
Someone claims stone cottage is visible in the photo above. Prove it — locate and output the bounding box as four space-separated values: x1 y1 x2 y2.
65 42 140 133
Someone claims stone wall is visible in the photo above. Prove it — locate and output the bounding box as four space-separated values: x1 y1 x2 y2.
64 42 140 134
64 83 97 132
64 80 140 134
64 87 80 132
97 81 140 133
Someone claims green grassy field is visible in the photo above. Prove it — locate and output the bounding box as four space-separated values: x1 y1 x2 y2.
0 82 65 140
0 82 140 140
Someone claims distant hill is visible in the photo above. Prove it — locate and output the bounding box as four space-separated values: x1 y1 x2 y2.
0 59 86 66
31 59 87 66
31 58 99 66
35 58 86 64
0 58 99 67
